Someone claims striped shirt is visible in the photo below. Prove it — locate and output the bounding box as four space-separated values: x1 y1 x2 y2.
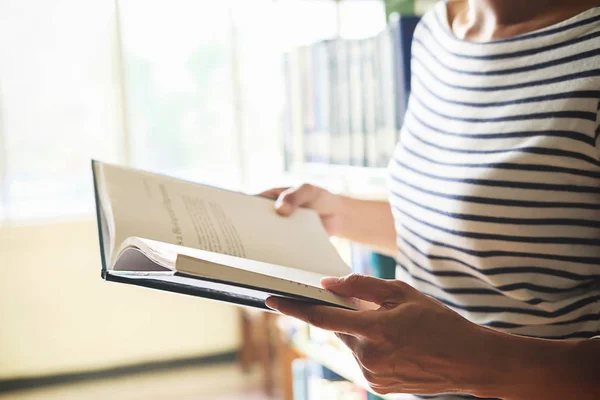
388 3 600 397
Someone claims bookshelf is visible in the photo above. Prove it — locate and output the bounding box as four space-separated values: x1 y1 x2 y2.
265 2 436 399
280 10 420 194
275 319 416 400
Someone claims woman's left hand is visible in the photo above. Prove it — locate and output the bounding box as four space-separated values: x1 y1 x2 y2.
266 274 502 396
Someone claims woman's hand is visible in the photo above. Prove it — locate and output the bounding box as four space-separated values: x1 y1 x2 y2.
266 274 508 397
260 185 398 254
259 184 345 236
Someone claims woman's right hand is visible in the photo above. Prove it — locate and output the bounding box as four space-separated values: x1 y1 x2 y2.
258 184 345 236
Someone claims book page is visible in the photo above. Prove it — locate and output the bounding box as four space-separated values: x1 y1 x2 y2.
99 162 350 277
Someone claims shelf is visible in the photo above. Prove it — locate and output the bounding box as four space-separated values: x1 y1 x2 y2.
289 331 413 400
290 162 388 180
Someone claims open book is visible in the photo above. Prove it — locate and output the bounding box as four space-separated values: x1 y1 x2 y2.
92 161 355 311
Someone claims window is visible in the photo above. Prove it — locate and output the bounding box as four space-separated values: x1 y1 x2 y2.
0 0 385 222
119 0 242 189
0 0 123 220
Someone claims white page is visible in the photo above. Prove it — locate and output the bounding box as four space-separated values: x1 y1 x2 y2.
98 162 350 277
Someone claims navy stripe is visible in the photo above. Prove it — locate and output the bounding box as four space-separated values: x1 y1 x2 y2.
395 205 600 245
398 257 597 300
405 96 595 144
390 172 600 210
402 135 600 180
405 116 600 168
398 222 600 265
431 7 600 44
411 92 597 122
397 233 600 281
412 74 600 119
413 39 600 76
413 57 600 91
421 21 600 60
484 313 600 329
424 290 600 318
395 158 600 195
398 264 503 296
537 331 600 339
492 280 597 295
418 394 500 400
391 188 600 228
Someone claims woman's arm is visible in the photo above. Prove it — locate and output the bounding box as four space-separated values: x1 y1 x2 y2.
336 196 397 256
259 184 397 256
477 328 600 400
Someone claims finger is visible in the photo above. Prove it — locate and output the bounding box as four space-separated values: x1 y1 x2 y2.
275 184 318 216
321 274 412 306
265 296 369 336
257 187 288 200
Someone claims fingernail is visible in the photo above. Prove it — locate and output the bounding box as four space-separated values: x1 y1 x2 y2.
321 276 341 287
265 297 279 309
275 199 291 215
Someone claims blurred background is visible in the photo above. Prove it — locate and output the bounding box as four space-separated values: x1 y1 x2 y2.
0 0 435 399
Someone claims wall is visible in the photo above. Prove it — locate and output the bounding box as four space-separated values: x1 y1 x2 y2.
0 219 240 380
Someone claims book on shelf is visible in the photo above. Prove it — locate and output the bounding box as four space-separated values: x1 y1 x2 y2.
362 38 378 168
293 359 367 400
349 39 365 167
376 23 397 168
282 48 305 169
326 40 341 165
300 45 316 163
336 39 352 166
350 243 396 281
313 41 332 164
391 13 420 134
92 161 357 311
281 14 420 171
282 51 293 170
385 0 438 17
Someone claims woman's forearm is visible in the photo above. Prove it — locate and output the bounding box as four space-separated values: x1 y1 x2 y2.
467 326 600 399
337 196 397 256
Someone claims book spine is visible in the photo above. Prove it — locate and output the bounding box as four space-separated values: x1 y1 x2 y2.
312 43 323 164
349 40 365 167
326 40 340 165
415 0 438 15
391 14 420 141
336 40 352 166
281 52 294 170
314 41 331 164
379 25 398 168
292 359 310 400
362 38 378 168
370 252 397 280
289 48 304 166
351 243 373 276
301 45 316 163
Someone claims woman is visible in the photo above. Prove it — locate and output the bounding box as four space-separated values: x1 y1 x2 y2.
261 0 600 398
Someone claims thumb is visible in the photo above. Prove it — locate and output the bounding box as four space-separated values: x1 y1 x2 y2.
321 274 411 306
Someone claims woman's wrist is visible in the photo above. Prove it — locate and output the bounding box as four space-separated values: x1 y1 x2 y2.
334 196 397 255
334 195 354 238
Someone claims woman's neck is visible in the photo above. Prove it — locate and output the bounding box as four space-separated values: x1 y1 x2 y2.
448 0 599 42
